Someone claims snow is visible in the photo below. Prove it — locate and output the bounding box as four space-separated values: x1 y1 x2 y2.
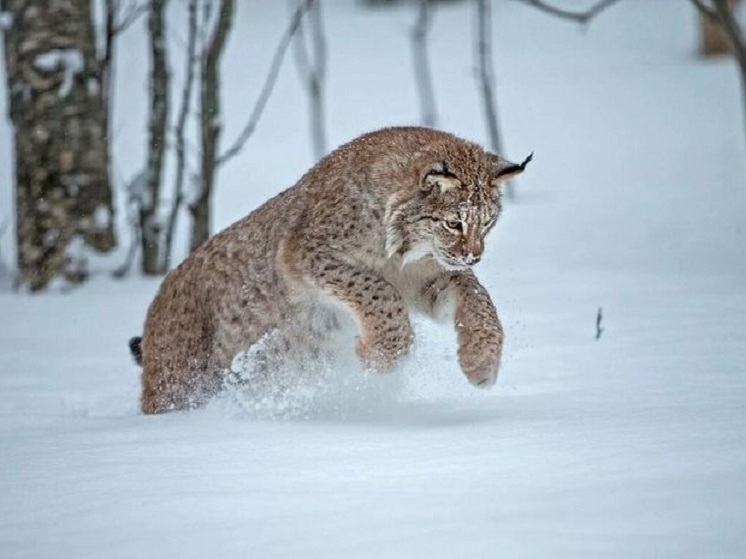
32 49 85 98
0 11 12 31
1 1 745 557
86 77 100 96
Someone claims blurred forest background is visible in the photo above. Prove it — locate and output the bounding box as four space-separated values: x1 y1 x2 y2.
0 0 743 291
2 4 746 556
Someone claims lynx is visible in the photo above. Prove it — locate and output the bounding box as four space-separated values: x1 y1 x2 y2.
133 127 531 414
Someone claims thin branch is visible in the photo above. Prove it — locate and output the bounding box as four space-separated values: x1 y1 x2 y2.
411 0 437 127
217 0 313 166
595 307 604 340
510 0 621 24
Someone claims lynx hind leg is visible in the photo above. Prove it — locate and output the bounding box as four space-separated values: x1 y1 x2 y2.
140 320 220 414
227 314 337 397
230 303 340 385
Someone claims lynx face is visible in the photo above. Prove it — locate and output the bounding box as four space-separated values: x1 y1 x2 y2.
387 153 528 271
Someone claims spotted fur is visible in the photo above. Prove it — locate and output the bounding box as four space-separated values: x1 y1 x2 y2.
136 127 530 413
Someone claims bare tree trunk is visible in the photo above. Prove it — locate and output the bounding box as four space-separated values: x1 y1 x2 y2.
474 0 502 153
163 0 199 271
190 0 234 253
293 0 327 160
411 0 437 127
140 0 170 275
307 0 327 160
474 0 511 198
2 0 116 291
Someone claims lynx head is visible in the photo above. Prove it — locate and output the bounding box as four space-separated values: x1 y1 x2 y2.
386 143 531 270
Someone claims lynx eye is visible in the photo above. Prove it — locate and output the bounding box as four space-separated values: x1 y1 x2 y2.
444 220 462 232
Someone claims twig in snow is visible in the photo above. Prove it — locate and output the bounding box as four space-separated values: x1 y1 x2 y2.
595 306 604 340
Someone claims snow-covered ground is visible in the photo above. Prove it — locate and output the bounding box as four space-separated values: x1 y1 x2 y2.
1 1 745 557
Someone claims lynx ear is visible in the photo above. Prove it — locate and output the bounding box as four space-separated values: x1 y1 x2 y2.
420 161 461 193
491 152 533 185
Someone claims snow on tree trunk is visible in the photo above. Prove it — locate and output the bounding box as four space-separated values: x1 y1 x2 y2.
2 0 116 291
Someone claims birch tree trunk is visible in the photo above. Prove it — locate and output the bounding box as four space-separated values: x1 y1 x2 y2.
190 0 234 253
140 0 170 275
2 0 116 291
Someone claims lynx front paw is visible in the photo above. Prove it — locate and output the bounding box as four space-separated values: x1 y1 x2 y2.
457 326 502 388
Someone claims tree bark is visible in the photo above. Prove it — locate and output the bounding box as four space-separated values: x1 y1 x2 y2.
190 0 234 253
140 0 170 275
2 0 116 291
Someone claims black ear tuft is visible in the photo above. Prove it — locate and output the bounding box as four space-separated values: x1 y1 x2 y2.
496 152 533 179
129 336 143 366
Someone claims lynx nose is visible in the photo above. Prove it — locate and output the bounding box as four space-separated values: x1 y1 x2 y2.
464 253 481 265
